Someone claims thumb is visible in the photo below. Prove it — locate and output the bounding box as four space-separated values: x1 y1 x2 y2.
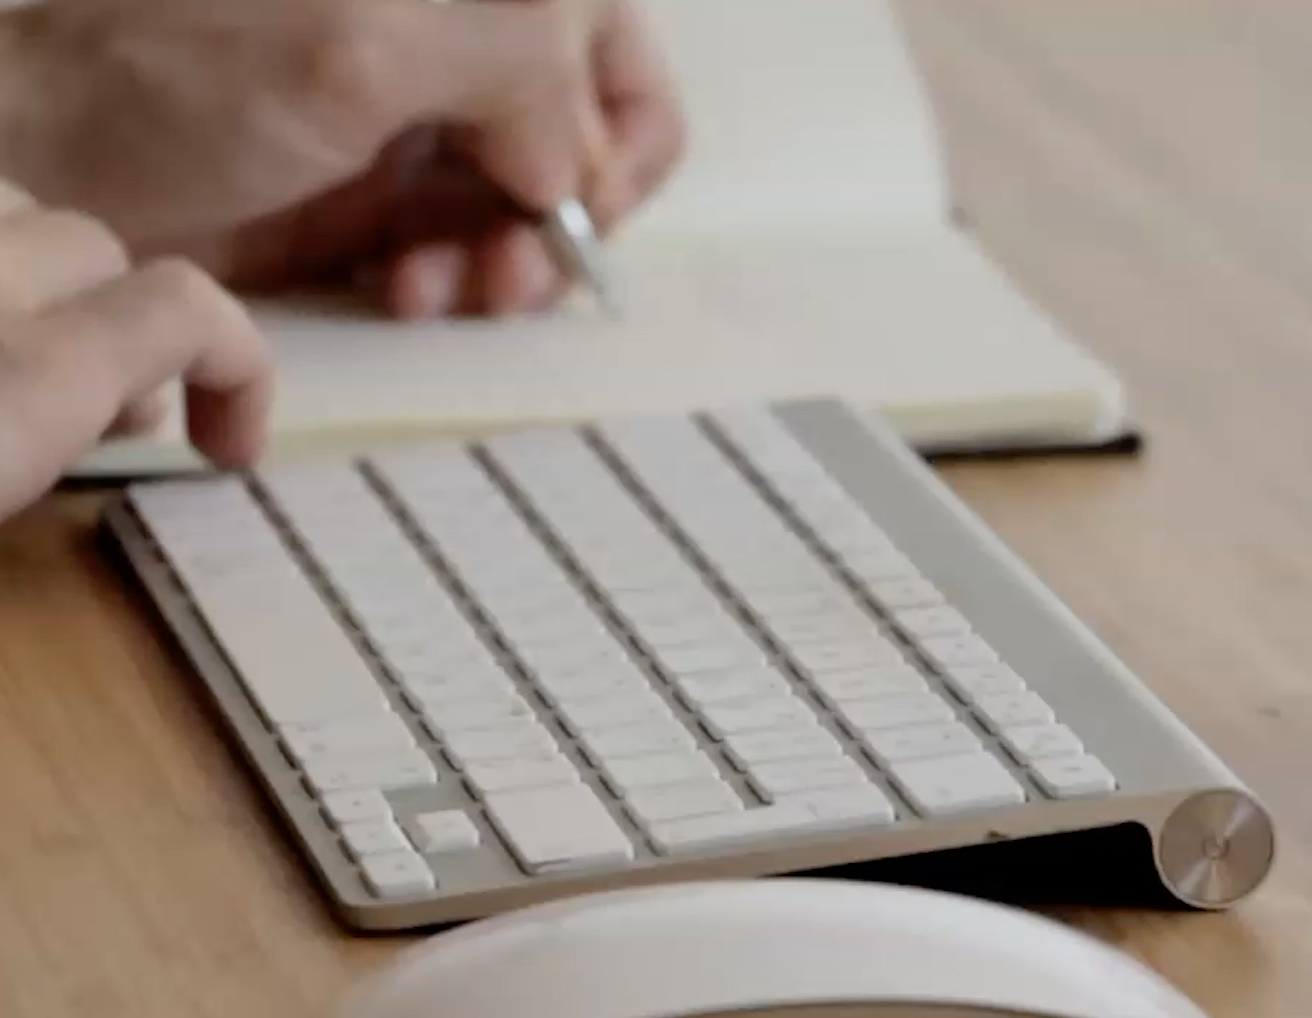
388 0 611 211
470 73 611 214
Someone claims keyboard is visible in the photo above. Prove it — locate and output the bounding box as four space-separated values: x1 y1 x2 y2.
100 398 1275 930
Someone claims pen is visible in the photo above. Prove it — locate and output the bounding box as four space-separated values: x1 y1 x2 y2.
540 197 618 317
426 0 617 316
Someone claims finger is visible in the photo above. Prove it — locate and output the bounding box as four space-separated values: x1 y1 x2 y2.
381 152 525 246
0 206 130 314
215 128 455 294
472 224 561 316
104 389 169 439
385 224 561 321
364 0 603 210
589 0 685 227
24 258 273 470
383 243 470 319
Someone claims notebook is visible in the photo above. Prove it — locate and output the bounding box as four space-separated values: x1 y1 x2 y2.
70 0 1133 477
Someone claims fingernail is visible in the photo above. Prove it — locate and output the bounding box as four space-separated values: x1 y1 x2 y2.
523 243 558 309
398 245 464 318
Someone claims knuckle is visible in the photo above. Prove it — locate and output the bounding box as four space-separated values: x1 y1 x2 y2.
134 256 224 311
133 257 272 369
300 7 392 123
546 18 591 88
0 205 130 314
508 6 589 97
38 208 131 274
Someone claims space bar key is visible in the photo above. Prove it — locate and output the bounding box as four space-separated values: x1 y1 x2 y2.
649 800 874 855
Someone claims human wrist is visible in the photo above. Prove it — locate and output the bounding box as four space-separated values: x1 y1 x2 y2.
0 9 74 198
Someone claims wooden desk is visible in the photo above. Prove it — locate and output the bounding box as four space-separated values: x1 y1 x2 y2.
4 2 1312 1015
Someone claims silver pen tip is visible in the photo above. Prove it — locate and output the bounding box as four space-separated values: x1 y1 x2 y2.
544 198 619 318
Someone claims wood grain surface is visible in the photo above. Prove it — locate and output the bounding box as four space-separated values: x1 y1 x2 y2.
4 2 1312 1015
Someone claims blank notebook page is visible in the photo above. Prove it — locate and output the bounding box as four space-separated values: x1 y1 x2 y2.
73 0 1126 475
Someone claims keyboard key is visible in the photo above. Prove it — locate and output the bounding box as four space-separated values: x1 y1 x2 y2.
612 588 725 626
942 663 1027 700
178 577 392 726
527 657 639 697
320 789 392 827
747 756 868 799
810 665 928 704
1002 723 1084 762
281 713 416 763
841 549 919 583
536 666 650 705
861 722 982 764
399 667 517 705
648 794 887 854
303 749 438 795
358 850 436 897
893 605 972 639
920 634 1000 669
371 627 493 674
783 784 896 824
581 721 697 761
482 600 596 636
604 751 719 792
864 578 944 610
339 817 412 860
632 615 743 650
814 518 898 559
837 693 955 732
494 605 608 643
746 589 848 621
558 691 672 732
1031 755 1117 798
656 642 767 676
501 628 618 667
674 668 792 708
644 803 805 853
441 722 560 766
707 406 812 469
624 781 744 826
789 638 903 675
725 726 842 766
465 753 580 794
409 810 482 853
974 692 1055 731
701 696 819 737
892 753 1026 816
760 612 877 646
419 696 537 733
520 643 631 678
485 785 634 873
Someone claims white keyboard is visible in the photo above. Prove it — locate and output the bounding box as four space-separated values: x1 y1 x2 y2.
101 399 1275 928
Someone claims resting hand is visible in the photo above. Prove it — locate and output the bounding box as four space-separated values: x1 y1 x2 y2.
0 0 684 318
0 181 272 520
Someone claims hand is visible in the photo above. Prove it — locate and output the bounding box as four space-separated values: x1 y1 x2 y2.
0 180 273 521
2 0 684 318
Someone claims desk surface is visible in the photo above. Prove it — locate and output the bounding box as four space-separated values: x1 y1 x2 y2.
4 2 1312 1015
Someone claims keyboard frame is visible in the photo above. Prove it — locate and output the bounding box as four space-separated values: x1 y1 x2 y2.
99 398 1276 930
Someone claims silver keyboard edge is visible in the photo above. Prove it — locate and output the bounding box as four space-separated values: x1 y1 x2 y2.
767 400 1250 795
98 398 1276 930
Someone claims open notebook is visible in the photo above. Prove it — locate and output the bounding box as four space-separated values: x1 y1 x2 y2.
71 0 1132 477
